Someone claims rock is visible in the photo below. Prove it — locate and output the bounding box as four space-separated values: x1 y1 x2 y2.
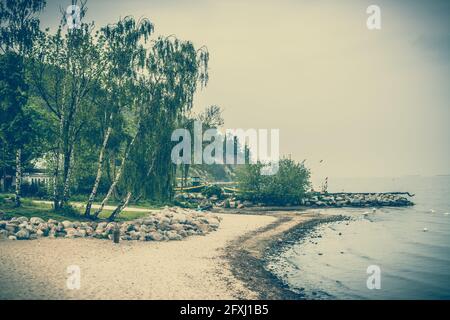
72 221 81 229
148 231 163 241
18 221 28 227
16 216 28 223
61 220 73 229
178 230 187 238
138 224 150 233
5 224 17 233
120 223 133 232
237 203 244 209
15 228 30 240
8 235 17 240
128 231 140 240
142 217 155 225
30 217 45 225
65 228 79 238
139 233 148 241
85 227 94 236
158 216 171 225
96 222 108 230
166 230 182 240
47 219 58 224
0 229 8 239
192 221 209 234
170 223 185 232
37 223 49 234
36 229 44 237
105 222 116 232
78 229 87 237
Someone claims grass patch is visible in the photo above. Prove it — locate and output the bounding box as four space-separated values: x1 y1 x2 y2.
0 195 153 222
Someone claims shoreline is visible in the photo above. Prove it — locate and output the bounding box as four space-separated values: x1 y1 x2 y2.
224 211 347 299
0 210 346 300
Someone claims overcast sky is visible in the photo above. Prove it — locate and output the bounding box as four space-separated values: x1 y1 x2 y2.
41 0 450 179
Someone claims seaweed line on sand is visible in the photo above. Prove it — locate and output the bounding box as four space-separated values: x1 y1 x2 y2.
224 213 350 300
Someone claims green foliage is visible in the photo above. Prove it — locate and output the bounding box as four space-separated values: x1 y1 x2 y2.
1 0 212 216
201 184 224 199
236 158 311 205
0 0 46 54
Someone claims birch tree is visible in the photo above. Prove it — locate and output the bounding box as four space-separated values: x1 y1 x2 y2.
83 16 153 217
30 1 103 209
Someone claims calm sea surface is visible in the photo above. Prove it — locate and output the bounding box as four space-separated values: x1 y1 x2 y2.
266 176 450 299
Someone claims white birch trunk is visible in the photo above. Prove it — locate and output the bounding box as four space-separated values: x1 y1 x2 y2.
108 191 132 221
93 133 138 218
84 125 112 216
14 149 22 207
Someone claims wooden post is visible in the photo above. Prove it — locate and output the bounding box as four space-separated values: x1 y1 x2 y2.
113 223 120 244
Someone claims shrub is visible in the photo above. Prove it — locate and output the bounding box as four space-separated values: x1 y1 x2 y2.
236 158 311 205
201 184 224 199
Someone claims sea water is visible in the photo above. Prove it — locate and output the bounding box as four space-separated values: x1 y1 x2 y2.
266 175 450 299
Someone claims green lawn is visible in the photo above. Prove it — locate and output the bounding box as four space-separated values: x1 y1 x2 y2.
0 194 154 222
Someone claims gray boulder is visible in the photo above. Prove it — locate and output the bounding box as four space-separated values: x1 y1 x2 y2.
0 229 8 239
61 220 73 229
15 228 30 240
166 230 182 240
16 216 29 223
30 217 45 225
148 231 163 241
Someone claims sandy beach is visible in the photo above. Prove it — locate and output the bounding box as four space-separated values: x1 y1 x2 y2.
0 213 283 300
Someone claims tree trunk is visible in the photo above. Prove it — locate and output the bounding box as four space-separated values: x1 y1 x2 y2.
52 152 60 210
107 191 132 221
85 125 112 216
14 149 22 207
93 133 138 218
60 147 74 208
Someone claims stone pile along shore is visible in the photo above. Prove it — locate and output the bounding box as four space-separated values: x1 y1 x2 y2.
0 207 221 241
301 193 414 207
177 191 414 209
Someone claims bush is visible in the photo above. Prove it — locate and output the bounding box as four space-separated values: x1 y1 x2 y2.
55 204 81 217
201 184 224 199
236 158 311 205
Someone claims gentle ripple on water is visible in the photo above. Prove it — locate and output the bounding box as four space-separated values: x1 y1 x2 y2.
266 176 450 299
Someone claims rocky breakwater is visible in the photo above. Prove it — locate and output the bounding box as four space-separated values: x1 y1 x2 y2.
301 192 414 208
0 207 221 241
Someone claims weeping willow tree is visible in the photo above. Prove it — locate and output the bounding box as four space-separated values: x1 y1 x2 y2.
99 36 209 220
121 37 209 202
